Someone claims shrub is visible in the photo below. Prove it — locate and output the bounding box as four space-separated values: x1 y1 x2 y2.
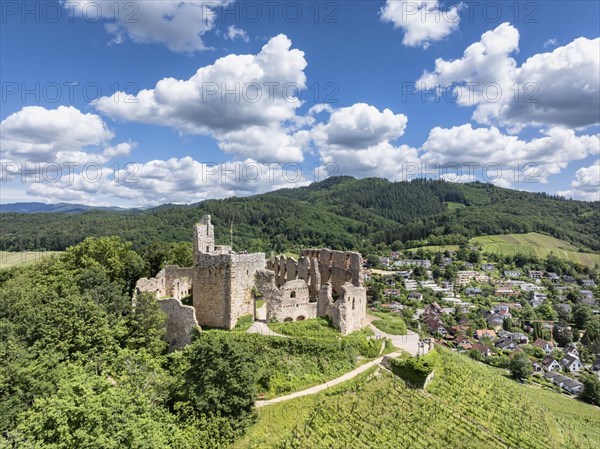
389 354 435 388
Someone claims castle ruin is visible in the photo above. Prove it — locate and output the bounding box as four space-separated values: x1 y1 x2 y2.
135 215 367 348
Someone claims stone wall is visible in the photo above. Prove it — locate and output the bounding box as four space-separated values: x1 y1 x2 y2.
329 282 367 335
158 297 200 352
302 249 364 292
135 266 192 301
193 215 232 257
228 253 267 328
193 253 232 329
257 275 317 322
139 217 368 342
135 275 166 299
262 250 366 333
193 252 265 329
164 266 193 300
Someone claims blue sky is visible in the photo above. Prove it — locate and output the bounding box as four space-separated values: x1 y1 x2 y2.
1 0 599 206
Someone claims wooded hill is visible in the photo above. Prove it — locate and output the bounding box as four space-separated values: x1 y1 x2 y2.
1 177 598 254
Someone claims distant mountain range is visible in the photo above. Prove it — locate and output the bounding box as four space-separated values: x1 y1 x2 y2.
0 202 132 213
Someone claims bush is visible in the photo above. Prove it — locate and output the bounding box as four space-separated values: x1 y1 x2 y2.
581 374 600 406
389 354 435 388
510 352 533 380
233 314 254 332
268 318 340 339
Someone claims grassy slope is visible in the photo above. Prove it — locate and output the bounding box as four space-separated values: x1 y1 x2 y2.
0 251 62 269
234 349 600 449
370 312 407 335
471 233 600 266
407 245 461 253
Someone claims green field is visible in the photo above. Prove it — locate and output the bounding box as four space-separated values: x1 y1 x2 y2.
470 233 600 266
407 245 460 253
371 312 408 335
0 251 62 269
234 349 600 448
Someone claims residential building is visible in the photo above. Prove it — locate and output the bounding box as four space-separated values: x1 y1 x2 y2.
486 315 504 329
495 288 516 297
383 288 400 297
547 272 560 282
544 372 583 394
562 275 576 284
504 270 522 278
496 338 516 350
404 279 418 291
472 343 492 357
580 290 595 300
529 270 544 280
555 303 572 314
563 343 579 358
561 354 583 373
541 356 562 372
475 329 497 340
394 259 431 268
407 291 423 301
533 338 554 355
465 287 482 296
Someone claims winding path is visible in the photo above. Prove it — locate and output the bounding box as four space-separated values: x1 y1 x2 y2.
256 350 404 407
253 315 429 407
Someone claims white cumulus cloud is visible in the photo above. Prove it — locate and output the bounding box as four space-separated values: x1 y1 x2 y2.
381 0 461 48
1 105 114 164
420 123 600 185
225 25 249 43
63 1 230 53
24 157 311 207
311 103 418 180
417 23 600 129
95 34 309 163
558 160 600 201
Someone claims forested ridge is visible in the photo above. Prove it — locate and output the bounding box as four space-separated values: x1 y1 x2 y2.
1 177 598 254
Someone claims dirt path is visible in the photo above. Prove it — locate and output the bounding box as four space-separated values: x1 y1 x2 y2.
256 350 404 407
252 315 428 407
246 321 287 338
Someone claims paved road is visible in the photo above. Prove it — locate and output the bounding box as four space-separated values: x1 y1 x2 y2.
367 323 427 357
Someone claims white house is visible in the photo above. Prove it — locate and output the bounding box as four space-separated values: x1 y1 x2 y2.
561 354 583 373
541 356 562 372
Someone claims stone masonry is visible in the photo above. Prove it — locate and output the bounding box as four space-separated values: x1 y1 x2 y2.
135 215 368 344
192 215 266 329
262 249 367 334
135 265 193 300
158 297 199 351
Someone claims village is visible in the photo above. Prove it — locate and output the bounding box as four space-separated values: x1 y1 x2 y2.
368 248 600 397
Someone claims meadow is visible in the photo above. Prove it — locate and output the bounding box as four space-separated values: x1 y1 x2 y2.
470 233 600 266
0 251 62 269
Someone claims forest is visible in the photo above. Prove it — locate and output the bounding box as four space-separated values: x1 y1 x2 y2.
1 177 599 255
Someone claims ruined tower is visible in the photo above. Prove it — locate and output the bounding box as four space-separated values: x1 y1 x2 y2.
192 215 266 329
